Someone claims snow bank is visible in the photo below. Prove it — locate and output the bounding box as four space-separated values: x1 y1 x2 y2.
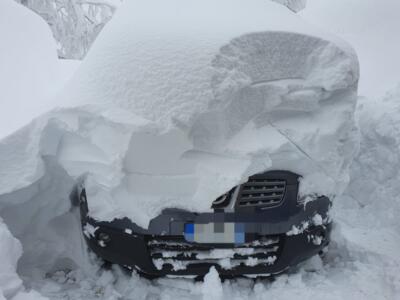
344 85 400 228
0 0 358 279
0 0 79 139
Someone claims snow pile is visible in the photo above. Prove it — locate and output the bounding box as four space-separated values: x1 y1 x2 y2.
0 0 79 139
0 0 360 290
0 0 398 299
58 0 358 227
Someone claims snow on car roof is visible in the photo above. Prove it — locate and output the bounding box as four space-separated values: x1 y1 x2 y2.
64 0 358 127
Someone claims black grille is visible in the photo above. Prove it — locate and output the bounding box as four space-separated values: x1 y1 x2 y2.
147 236 281 272
237 177 286 209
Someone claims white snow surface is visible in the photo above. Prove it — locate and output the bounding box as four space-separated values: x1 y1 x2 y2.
0 0 79 139
0 1 360 292
301 0 400 99
3 0 400 299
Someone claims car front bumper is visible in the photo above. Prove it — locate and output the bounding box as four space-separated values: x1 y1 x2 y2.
77 187 332 277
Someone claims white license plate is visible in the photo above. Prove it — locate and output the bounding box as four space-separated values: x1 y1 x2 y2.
184 222 245 244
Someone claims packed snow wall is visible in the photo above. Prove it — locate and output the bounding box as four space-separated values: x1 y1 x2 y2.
0 0 359 287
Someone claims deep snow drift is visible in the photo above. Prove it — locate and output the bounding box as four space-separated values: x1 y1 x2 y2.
12 86 400 300
0 2 360 290
56 0 359 228
7 0 400 299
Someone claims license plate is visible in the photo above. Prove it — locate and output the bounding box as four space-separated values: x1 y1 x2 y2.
184 222 245 244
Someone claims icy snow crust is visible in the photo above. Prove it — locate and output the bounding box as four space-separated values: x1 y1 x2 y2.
0 0 359 288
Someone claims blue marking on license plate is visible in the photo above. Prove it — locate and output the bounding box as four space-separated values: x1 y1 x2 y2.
184 223 194 242
234 223 245 244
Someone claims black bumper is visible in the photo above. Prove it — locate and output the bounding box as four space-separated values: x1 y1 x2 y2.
77 187 332 277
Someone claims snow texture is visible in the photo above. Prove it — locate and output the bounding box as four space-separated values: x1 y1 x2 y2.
0 2 360 288
55 0 358 228
2 0 399 299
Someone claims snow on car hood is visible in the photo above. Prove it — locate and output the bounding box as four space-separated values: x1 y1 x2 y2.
0 0 358 275
62 0 359 227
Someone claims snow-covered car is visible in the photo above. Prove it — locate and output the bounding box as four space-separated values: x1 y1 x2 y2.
64 0 358 278
77 171 331 278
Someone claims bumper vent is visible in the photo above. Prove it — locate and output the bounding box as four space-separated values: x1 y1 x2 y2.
237 177 286 209
147 236 281 272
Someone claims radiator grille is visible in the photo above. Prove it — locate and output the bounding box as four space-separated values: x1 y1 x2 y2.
237 178 286 208
147 236 281 272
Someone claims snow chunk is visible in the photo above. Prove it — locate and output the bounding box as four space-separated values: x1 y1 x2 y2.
286 222 310 236
312 214 323 226
202 267 223 300
83 223 99 239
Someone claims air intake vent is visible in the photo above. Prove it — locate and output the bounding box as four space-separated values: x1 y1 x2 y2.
237 176 286 209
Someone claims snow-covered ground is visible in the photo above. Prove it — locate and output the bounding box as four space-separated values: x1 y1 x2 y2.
1 0 400 299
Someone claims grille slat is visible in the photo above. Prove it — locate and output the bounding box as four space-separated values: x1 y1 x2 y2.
150 251 279 261
240 194 283 201
241 188 285 194
244 180 285 186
